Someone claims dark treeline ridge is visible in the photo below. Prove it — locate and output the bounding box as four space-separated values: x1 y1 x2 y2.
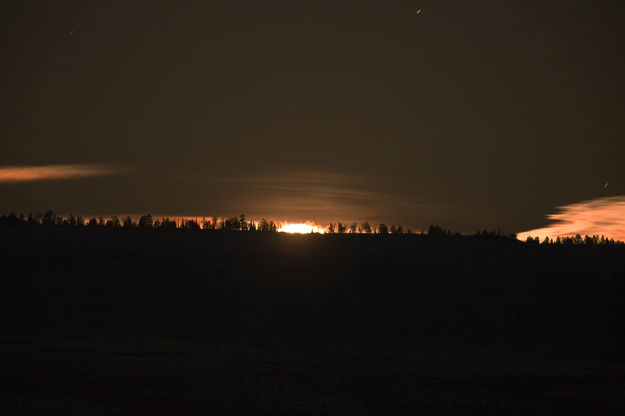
2 212 624 414
1 224 624 354
524 234 624 246
0 210 457 235
0 210 422 235
0 211 275 232
1 210 623 245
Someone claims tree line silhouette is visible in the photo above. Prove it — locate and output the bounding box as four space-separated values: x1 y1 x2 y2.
0 211 416 235
524 234 623 246
0 212 449 235
0 211 278 232
0 210 622 245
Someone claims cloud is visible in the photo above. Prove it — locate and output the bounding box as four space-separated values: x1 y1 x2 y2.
517 196 625 242
198 171 438 225
0 164 130 183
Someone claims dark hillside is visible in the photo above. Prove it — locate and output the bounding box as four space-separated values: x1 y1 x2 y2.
1 226 623 355
2 226 624 415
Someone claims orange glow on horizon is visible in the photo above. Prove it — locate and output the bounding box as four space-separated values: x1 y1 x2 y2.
278 222 325 234
517 196 625 242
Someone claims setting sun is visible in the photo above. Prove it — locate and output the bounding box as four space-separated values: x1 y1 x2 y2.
277 223 325 234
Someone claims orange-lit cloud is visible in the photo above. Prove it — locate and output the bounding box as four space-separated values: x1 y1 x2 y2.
0 164 129 183
201 171 438 226
517 196 625 242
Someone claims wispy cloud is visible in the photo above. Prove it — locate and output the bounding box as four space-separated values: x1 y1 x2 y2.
0 164 130 183
199 171 438 225
517 196 625 242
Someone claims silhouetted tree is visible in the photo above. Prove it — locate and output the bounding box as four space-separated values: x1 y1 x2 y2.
43 210 55 226
123 216 134 229
258 218 271 232
139 214 153 229
327 223 336 234
255 218 277 232
160 218 177 230
223 216 241 231
203 217 217 230
349 223 357 233
337 222 346 234
362 222 371 234
185 219 201 230
0 213 20 227
239 214 248 231
378 224 388 235
428 224 450 237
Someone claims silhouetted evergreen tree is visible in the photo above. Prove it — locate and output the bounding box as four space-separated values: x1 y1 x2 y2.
428 225 449 237
43 210 55 226
327 223 336 234
203 217 217 230
123 216 134 229
258 218 271 232
160 218 177 230
337 222 346 234
239 215 248 231
223 216 241 231
361 222 371 234
138 214 153 229
185 219 201 230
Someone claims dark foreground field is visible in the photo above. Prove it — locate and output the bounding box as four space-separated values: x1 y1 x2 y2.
1 227 624 414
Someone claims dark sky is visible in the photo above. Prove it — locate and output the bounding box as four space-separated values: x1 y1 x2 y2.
1 0 624 233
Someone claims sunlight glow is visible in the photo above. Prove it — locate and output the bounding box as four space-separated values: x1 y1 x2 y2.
278 223 325 234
